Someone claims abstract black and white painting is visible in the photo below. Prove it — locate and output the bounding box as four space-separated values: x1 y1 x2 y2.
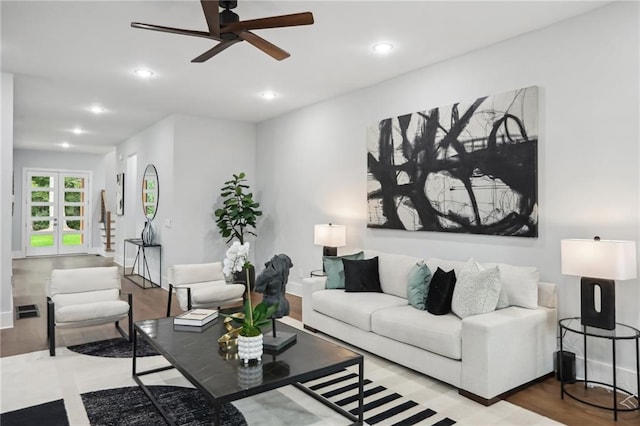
367 86 538 237
116 173 124 216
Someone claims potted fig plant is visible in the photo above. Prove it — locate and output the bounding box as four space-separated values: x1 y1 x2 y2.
223 241 277 364
214 172 262 245
215 172 262 287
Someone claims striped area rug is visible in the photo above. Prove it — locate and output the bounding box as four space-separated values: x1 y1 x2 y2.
300 369 456 426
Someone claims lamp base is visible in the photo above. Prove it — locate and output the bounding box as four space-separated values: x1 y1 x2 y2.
322 246 337 257
580 277 615 330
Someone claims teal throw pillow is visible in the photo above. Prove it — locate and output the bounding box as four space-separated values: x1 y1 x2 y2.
407 262 432 310
324 251 364 289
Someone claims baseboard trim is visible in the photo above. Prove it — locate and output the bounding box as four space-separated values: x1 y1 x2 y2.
0 310 14 329
286 281 303 297
458 372 555 406
303 324 318 333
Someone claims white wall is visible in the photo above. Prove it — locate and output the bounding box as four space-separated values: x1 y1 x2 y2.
114 114 256 287
256 2 639 389
12 149 109 256
1 73 15 328
171 114 256 268
115 115 175 284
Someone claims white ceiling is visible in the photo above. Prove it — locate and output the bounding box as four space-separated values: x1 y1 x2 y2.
2 0 610 154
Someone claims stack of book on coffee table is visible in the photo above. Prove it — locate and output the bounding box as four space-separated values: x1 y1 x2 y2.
173 309 218 332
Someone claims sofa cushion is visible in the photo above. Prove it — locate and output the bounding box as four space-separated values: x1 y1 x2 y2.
452 263 501 319
323 252 364 289
426 267 457 315
55 300 129 323
175 281 245 310
170 262 224 285
425 258 466 278
481 262 539 309
50 266 120 295
52 289 121 308
344 257 382 293
371 305 462 360
407 262 432 310
364 250 423 298
312 289 406 331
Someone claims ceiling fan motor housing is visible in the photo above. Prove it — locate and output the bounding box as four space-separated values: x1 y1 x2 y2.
219 8 239 39
219 1 238 11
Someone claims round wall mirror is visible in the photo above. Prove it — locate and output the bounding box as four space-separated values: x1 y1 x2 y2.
142 164 159 220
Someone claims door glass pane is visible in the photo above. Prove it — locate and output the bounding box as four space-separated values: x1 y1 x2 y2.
31 191 52 202
64 191 82 202
62 233 83 246
64 219 83 231
31 234 54 247
32 206 53 217
64 206 81 216
32 176 54 188
64 177 85 189
31 220 51 231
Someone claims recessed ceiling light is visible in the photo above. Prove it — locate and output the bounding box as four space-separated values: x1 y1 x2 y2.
260 91 277 100
72 127 83 135
372 42 394 54
134 68 154 78
60 142 70 149
90 105 105 114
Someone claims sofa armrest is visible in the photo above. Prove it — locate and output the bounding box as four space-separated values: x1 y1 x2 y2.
461 305 557 400
302 277 326 325
538 281 557 309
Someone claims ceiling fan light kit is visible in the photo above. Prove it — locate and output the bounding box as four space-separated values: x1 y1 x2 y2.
131 0 314 62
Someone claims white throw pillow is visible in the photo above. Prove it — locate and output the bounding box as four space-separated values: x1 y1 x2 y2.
451 259 502 319
481 261 539 309
497 263 539 309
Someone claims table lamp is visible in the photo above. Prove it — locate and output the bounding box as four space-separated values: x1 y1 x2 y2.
314 223 346 257
560 236 637 330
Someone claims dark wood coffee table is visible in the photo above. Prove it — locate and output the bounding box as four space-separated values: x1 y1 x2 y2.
132 317 364 425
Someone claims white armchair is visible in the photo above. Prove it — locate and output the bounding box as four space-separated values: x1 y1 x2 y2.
166 262 245 316
46 266 132 356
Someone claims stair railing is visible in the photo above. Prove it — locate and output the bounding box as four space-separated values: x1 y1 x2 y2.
100 189 113 252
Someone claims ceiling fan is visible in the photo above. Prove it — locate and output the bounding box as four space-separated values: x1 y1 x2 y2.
131 0 314 62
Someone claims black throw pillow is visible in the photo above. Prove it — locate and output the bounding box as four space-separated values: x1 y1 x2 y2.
343 257 382 293
426 267 457 315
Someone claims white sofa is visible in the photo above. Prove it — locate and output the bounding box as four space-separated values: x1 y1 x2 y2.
302 249 557 404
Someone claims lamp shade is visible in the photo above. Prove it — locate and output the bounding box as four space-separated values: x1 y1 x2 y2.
314 224 346 248
561 239 637 280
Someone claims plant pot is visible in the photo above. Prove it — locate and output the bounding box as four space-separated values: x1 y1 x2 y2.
237 333 263 364
237 364 263 388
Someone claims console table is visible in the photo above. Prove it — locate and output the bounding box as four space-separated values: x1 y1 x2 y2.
124 238 161 289
559 317 640 421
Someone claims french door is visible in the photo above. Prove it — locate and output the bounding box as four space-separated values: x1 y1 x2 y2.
25 170 90 256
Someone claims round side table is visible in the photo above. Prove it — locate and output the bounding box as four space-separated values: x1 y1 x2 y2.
558 317 640 421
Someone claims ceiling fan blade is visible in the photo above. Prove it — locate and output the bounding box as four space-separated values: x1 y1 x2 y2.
222 12 314 33
191 40 240 62
131 22 221 41
200 0 220 37
238 31 290 61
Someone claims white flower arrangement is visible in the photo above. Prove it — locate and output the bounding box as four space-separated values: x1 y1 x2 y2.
222 241 277 337
223 241 251 277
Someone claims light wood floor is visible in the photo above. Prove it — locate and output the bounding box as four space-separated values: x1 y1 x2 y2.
1 255 637 425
